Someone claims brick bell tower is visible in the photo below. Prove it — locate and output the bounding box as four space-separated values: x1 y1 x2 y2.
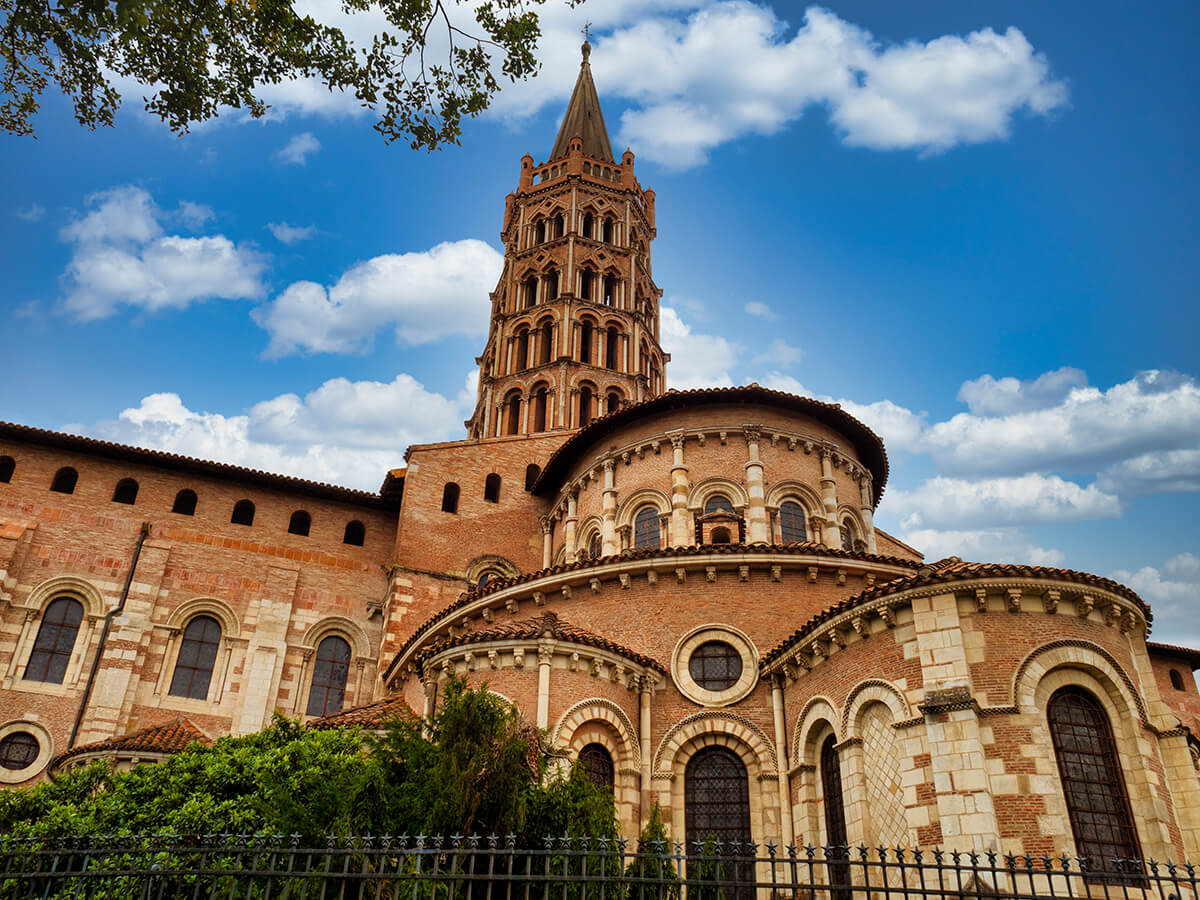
467 39 668 440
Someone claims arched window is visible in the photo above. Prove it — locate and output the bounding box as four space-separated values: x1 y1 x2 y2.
602 218 614 243
172 489 198 516
0 456 14 483
588 531 602 560
579 385 595 427
606 391 621 415
343 520 365 546
704 495 734 516
820 735 852 900
484 474 501 503
582 212 594 238
523 277 537 309
478 572 495 591
524 464 541 492
306 635 352 717
602 275 617 307
710 526 731 544
532 386 548 432
24 597 83 684
605 329 619 370
50 467 77 494
633 506 661 550
168 615 222 700
1047 687 1142 875
231 499 255 526
840 521 855 551
288 510 311 536
685 746 753 894
555 213 565 238
579 743 614 791
111 478 138 505
515 328 529 370
579 269 594 303
535 218 547 244
504 391 521 436
0 732 39 771
580 320 594 363
780 501 806 543
1170 669 1186 691
543 269 559 303
539 319 554 364
441 482 460 514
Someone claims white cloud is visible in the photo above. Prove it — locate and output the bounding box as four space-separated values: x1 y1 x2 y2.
175 201 215 229
898 527 1065 567
89 373 470 491
274 132 321 165
761 372 927 453
252 239 503 357
925 370 1200 476
1097 449 1200 497
268 222 317 244
884 474 1122 531
957 367 1088 416
1112 553 1200 646
744 301 779 320
752 338 802 368
660 305 740 389
58 186 268 321
14 204 44 222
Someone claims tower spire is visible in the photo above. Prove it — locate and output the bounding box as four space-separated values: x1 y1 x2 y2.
549 37 615 163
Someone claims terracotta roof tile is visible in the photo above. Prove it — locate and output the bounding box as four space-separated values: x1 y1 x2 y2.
532 385 890 506
308 694 416 730
419 611 665 672
762 559 1149 667
384 542 921 683
52 717 209 768
1147 641 1200 669
0 420 397 509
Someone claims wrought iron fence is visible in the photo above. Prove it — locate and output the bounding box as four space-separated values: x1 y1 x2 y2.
1 834 1196 900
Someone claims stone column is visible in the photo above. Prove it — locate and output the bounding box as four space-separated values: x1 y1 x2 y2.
601 460 619 556
540 517 553 570
536 641 553 730
668 431 691 547
564 492 579 561
818 446 841 548
639 676 653 823
744 425 769 543
770 675 795 845
858 472 877 554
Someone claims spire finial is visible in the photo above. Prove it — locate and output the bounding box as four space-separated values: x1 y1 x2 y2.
580 22 592 63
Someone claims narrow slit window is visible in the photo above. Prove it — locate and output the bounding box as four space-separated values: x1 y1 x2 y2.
111 478 138 505
50 467 78 494
0 456 14 483
343 520 366 546
484 474 501 503
231 499 255 526
524 464 541 492
172 489 198 516
442 482 460 513
288 510 311 536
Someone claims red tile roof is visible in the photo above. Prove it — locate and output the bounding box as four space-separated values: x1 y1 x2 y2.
1147 641 1200 669
762 559 1150 666
0 420 398 509
308 694 417 730
531 385 890 506
418 611 666 672
52 717 209 768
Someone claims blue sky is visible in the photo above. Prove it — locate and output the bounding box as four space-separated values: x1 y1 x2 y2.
2 1 1197 642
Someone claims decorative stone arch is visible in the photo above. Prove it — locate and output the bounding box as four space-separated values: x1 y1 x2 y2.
8 576 108 687
165 597 241 638
616 487 672 531
837 505 866 547
577 516 603 557
301 616 371 659
1016 640 1172 861
1012 639 1148 725
841 678 911 738
25 574 106 619
793 696 841 765
157 597 241 705
466 555 520 589
654 710 778 775
687 477 749 513
764 480 824 514
295 616 374 717
552 697 640 769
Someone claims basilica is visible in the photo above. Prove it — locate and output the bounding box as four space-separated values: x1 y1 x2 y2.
1 42 1199 867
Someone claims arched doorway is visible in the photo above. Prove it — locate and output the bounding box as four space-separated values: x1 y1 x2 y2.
685 745 753 896
820 734 851 900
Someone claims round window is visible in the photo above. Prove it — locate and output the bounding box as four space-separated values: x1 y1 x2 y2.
0 732 39 771
688 641 743 691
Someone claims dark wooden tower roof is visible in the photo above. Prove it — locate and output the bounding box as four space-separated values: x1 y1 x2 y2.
549 40 615 163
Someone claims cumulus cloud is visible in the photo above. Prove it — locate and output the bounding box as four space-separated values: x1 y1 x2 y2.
957 366 1088 416
885 474 1122 531
58 185 268 321
925 370 1200 476
744 301 779 320
14 204 44 222
752 338 802 368
87 373 471 490
660 305 740 389
1097 449 1200 497
268 222 317 244
898 528 1065 566
761 372 927 453
1112 553 1200 645
274 132 321 165
252 239 503 357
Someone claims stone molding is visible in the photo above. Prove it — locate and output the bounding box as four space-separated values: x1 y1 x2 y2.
551 696 640 765
651 708 778 774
